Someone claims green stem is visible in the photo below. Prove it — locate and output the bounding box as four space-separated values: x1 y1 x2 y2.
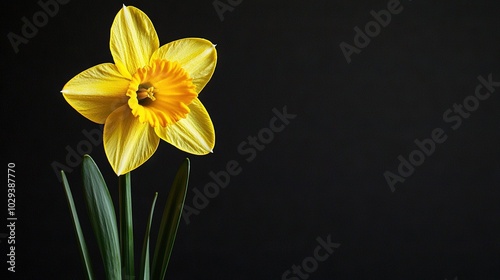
119 173 134 279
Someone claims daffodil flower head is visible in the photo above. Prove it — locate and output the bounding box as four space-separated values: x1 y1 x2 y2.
61 6 217 175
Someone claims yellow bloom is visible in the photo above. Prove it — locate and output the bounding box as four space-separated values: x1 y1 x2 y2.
61 6 217 175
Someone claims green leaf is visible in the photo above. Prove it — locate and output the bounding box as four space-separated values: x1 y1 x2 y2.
119 173 134 279
152 158 190 280
61 171 94 280
140 192 159 280
82 155 121 280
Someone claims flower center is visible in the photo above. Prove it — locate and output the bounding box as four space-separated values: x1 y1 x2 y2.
127 59 197 127
137 86 157 102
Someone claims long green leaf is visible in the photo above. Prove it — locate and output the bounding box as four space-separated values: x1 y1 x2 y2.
61 171 94 280
140 192 159 280
82 155 121 280
119 173 134 279
152 158 190 280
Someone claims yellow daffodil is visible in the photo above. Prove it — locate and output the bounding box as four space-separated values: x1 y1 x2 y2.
61 6 217 175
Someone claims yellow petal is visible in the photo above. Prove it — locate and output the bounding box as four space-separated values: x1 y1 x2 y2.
155 98 215 155
110 5 159 79
104 105 160 175
61 63 130 124
151 38 217 94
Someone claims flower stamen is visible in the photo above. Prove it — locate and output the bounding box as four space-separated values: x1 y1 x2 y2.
137 86 157 101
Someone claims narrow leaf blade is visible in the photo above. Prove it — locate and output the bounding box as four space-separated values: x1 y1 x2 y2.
140 192 158 280
61 171 94 280
82 155 121 280
152 158 190 280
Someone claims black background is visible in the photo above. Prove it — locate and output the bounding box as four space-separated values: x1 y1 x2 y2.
1 0 500 279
